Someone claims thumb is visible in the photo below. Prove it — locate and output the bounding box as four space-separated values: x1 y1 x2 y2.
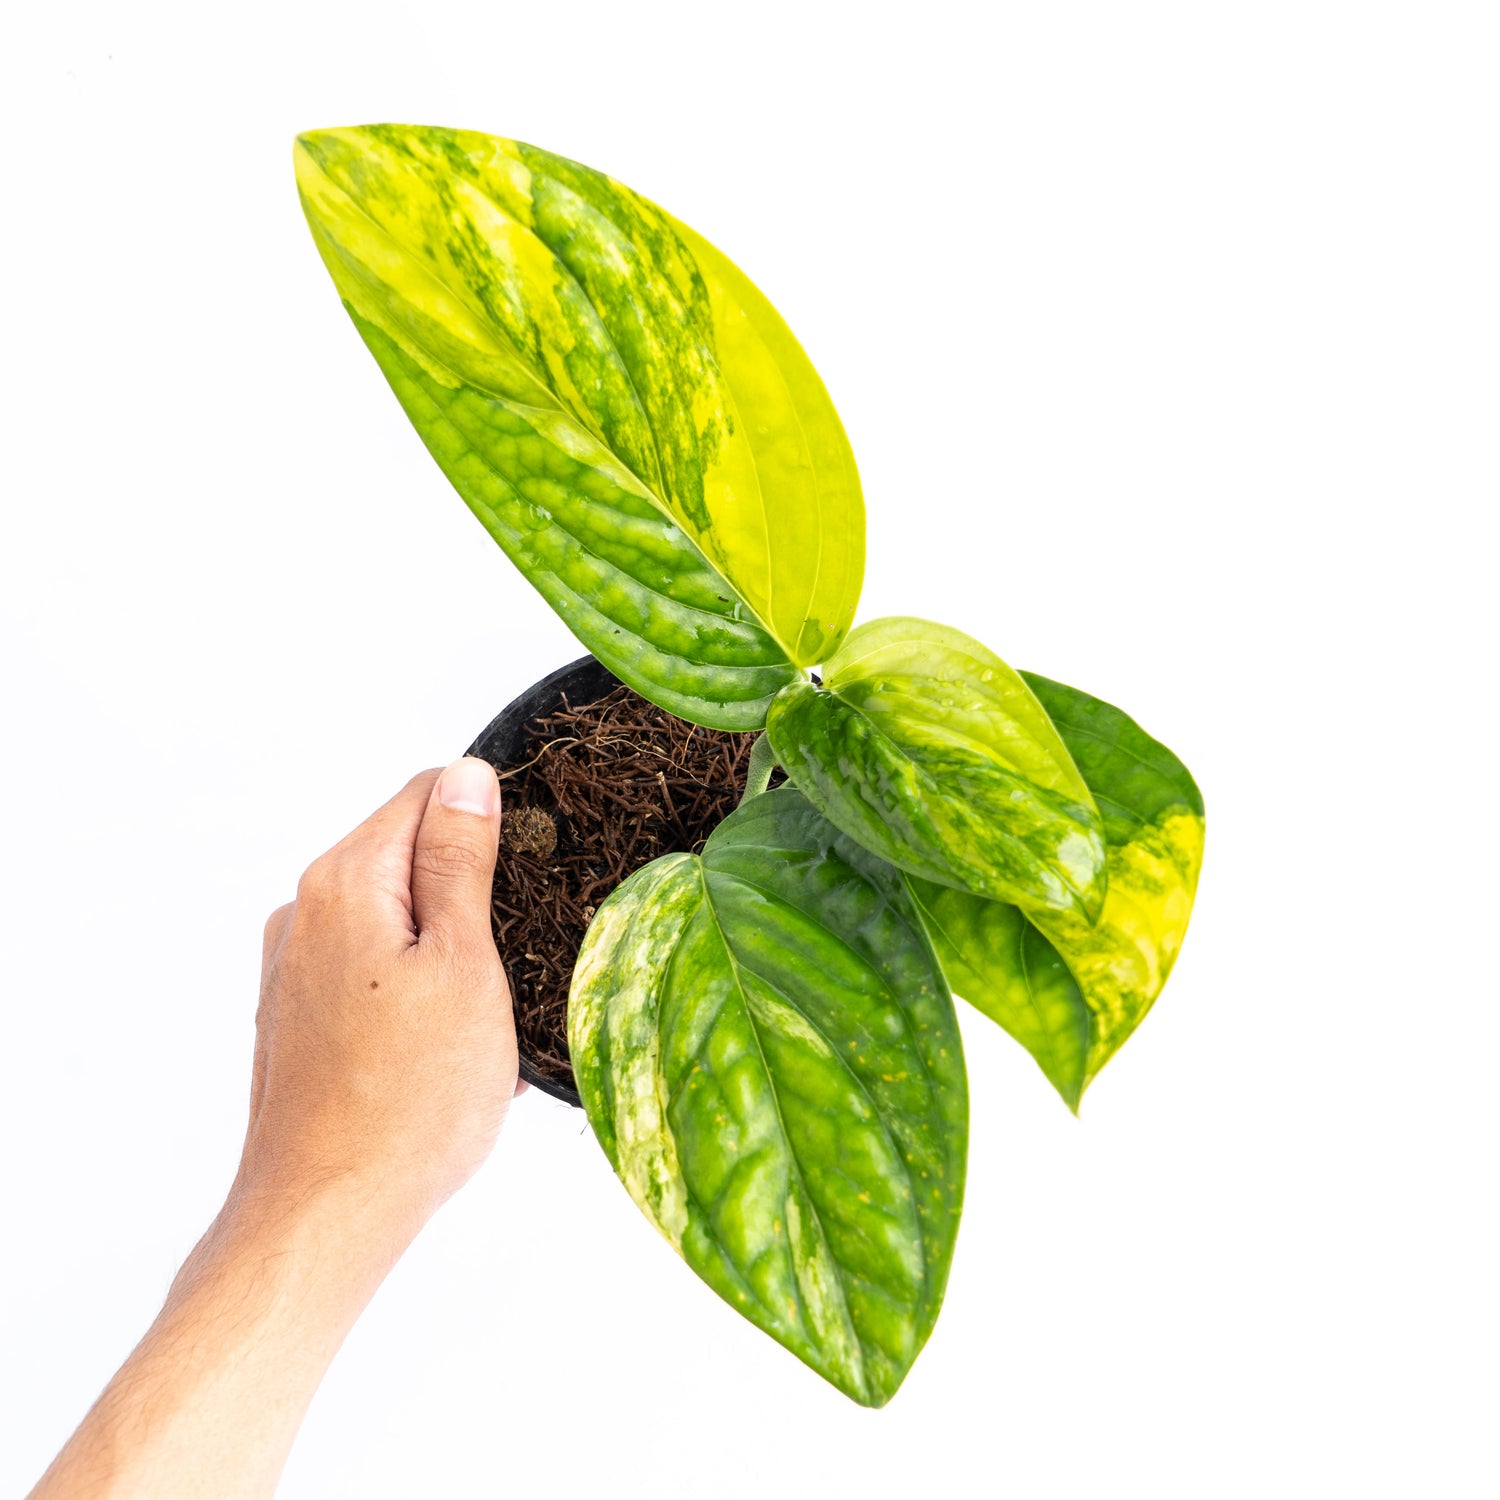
410 756 502 949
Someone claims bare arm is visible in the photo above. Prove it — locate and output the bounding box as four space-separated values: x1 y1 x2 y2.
30 758 520 1499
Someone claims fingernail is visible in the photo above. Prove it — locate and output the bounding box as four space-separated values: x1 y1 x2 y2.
437 757 499 817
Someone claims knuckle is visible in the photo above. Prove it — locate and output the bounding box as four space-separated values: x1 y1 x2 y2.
413 837 492 881
296 853 340 902
262 902 295 947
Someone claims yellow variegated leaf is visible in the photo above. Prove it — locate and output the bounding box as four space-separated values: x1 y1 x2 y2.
665 216 864 665
910 674 1205 1110
570 789 967 1407
295 125 864 723
767 618 1108 919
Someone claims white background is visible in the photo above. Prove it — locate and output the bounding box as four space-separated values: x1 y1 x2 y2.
2 3 1495 1495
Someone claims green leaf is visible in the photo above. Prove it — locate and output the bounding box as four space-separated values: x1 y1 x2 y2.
908 674 1205 1111
904 879 1092 1110
569 787 967 1407
294 124 864 725
765 617 1108 918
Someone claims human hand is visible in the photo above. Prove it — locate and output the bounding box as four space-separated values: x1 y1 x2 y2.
234 757 521 1254
28 759 523 1500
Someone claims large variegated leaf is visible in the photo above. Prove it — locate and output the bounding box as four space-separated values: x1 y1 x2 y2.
765 617 1108 917
294 124 864 726
569 787 967 1407
909 674 1205 1111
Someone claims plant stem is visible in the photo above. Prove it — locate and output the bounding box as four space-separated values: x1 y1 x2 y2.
739 733 779 805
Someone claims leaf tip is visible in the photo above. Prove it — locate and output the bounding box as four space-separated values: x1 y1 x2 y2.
1044 1065 1086 1116
291 127 326 161
291 130 330 199
291 127 361 187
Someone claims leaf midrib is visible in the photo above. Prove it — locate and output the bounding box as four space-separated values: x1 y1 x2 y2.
694 863 944 1396
490 164 676 511
312 151 662 494
703 864 945 1307
690 863 863 1394
308 136 839 673
703 864 941 1106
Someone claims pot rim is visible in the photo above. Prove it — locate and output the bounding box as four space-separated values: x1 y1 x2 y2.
466 653 620 1109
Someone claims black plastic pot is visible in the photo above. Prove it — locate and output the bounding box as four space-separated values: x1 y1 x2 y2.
466 654 618 1108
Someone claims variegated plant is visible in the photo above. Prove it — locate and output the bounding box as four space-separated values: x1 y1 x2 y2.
296 125 1205 1406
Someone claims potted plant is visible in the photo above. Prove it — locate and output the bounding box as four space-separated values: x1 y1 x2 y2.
294 124 1205 1408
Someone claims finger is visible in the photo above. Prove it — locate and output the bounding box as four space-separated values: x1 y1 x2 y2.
410 757 502 950
322 768 441 868
306 769 443 928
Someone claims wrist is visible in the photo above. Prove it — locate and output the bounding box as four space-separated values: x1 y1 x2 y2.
228 1108 463 1262
222 1170 414 1278
183 1169 417 1326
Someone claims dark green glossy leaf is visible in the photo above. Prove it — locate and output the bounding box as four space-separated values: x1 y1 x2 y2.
909 674 1205 1111
766 617 1108 918
295 125 864 725
569 787 967 1406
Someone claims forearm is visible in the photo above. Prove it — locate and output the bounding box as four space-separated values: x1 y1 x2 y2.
32 759 515 1494
29 1179 408 1500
